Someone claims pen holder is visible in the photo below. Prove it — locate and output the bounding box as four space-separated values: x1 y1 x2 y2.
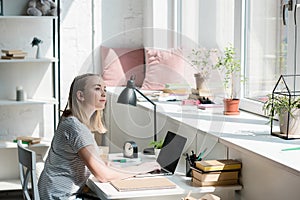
186 154 201 177
185 158 192 177
185 157 197 177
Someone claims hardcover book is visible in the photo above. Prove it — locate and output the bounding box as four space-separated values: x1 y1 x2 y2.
1 49 24 54
1 55 25 59
191 167 239 182
15 136 41 144
192 177 238 187
195 159 242 172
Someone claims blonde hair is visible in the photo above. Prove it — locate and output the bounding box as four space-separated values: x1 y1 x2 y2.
62 73 107 134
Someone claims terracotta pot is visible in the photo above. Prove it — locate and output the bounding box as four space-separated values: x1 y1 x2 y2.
223 98 240 115
279 109 300 135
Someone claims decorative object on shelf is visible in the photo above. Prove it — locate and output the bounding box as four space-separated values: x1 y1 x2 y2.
188 88 214 104
31 37 43 59
117 75 157 155
188 48 219 90
123 141 138 158
263 74 300 139
27 0 57 16
214 44 244 115
16 86 26 101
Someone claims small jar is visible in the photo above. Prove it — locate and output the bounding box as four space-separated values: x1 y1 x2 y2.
16 86 25 101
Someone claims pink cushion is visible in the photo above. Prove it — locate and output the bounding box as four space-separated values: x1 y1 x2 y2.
101 46 145 87
141 48 188 90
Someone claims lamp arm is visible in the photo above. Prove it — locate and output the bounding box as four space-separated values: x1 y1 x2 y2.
134 88 156 106
134 88 157 142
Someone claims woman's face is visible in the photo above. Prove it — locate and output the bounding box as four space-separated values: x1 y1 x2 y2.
81 76 106 111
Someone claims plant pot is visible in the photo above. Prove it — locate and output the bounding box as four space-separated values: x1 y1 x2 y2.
223 98 240 115
154 148 161 158
194 73 206 90
279 109 300 135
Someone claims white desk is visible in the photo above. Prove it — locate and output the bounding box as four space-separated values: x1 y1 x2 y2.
104 87 300 200
86 153 242 200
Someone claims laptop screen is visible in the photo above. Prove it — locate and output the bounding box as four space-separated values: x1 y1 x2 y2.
156 131 187 174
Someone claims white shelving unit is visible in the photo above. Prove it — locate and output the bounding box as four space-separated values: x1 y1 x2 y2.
0 0 60 191
0 99 58 106
0 16 56 19
0 57 58 63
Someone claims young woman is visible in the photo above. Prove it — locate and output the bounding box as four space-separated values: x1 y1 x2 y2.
38 73 160 199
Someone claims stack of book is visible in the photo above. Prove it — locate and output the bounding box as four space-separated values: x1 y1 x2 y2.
191 159 242 187
163 83 190 95
1 49 27 60
188 88 215 104
14 136 41 145
189 88 212 99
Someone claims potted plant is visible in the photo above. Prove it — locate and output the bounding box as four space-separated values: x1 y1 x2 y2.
214 44 243 115
149 139 164 157
189 48 219 90
263 94 300 135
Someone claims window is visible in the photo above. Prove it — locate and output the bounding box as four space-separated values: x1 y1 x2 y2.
177 1 298 116
241 0 298 115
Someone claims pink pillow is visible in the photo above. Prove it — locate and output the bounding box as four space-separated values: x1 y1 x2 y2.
141 48 187 90
101 46 145 87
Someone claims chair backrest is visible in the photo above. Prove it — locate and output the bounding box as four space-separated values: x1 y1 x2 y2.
17 140 40 200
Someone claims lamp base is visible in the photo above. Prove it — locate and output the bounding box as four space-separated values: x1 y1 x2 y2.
143 147 155 155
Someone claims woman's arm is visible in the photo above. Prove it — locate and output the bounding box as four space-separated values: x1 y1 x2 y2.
78 145 160 182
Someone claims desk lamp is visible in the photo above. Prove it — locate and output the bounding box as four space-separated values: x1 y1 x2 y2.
117 76 157 155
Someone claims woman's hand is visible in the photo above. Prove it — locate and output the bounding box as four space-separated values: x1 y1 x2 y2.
124 161 161 174
139 161 161 172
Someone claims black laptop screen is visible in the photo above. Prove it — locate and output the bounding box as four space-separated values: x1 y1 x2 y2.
156 131 187 174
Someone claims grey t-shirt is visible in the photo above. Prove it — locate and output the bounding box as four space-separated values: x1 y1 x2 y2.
38 116 95 199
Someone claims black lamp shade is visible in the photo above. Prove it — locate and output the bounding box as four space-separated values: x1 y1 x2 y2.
117 87 137 106
117 78 137 106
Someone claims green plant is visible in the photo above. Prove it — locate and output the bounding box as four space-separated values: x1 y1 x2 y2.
214 44 242 99
263 94 300 121
149 139 164 149
31 37 43 47
189 48 219 77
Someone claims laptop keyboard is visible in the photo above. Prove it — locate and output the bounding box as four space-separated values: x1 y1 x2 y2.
149 168 171 175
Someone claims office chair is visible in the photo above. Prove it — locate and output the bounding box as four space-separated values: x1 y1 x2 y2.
17 140 40 200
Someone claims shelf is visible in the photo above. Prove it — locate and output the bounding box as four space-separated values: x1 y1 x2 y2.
0 99 58 106
0 1 60 186
0 140 51 149
0 16 57 20
0 57 58 63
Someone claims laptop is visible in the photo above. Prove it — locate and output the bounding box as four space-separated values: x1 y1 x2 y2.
136 131 187 177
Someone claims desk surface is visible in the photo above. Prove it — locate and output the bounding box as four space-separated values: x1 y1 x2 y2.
107 87 300 177
87 174 242 200
156 101 300 176
87 153 242 200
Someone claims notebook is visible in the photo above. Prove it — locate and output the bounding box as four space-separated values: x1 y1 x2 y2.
136 131 187 177
110 176 177 192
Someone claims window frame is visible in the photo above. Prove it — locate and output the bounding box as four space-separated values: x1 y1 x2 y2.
238 0 294 117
